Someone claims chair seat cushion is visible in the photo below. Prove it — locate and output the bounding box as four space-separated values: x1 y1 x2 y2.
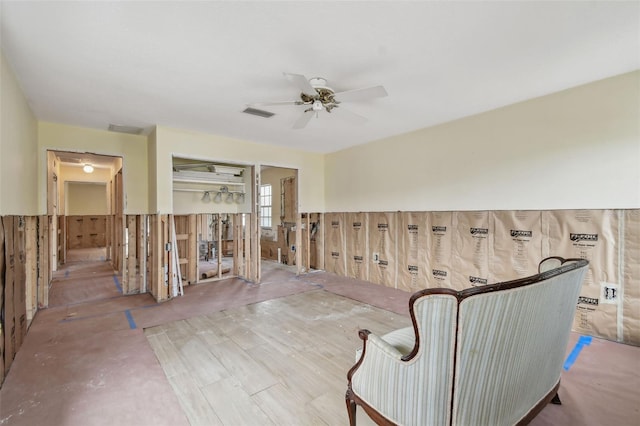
380 326 415 356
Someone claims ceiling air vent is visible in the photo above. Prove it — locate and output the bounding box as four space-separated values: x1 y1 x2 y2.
242 107 274 118
108 124 145 135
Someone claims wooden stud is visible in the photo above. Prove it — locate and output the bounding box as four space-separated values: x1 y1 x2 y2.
296 213 303 275
3 216 15 376
126 215 137 294
243 214 251 281
217 214 223 278
149 215 158 300
59 215 66 264
234 214 243 277
0 216 5 384
137 215 146 293
149 215 169 302
168 215 176 297
37 216 50 309
305 213 311 272
24 217 38 327
14 217 26 353
188 214 197 284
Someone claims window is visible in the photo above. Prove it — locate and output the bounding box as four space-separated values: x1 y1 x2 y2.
260 184 272 228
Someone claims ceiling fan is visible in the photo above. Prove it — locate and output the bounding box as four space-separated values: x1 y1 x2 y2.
249 73 388 129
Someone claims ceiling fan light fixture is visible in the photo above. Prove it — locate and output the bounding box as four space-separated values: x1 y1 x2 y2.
257 73 387 129
83 164 94 173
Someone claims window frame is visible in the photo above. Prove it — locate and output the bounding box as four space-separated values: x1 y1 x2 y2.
259 183 272 228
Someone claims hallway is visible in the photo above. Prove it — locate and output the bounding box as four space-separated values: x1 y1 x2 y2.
0 254 188 425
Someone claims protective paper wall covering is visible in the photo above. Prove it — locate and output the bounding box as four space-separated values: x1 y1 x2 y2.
317 208 639 345
425 211 454 289
452 211 491 290
490 211 544 282
346 212 368 281
368 212 396 287
323 213 345 276
397 212 428 292
546 210 619 341
623 210 639 344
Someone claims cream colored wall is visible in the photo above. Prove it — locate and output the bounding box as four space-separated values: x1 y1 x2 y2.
60 164 112 183
0 50 38 215
59 165 112 215
37 122 149 214
325 71 640 212
153 126 325 214
147 127 158 214
66 182 108 215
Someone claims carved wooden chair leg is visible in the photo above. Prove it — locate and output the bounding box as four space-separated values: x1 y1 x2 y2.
551 392 562 405
346 391 357 426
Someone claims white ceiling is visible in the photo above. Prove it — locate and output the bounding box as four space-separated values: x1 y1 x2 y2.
1 1 638 154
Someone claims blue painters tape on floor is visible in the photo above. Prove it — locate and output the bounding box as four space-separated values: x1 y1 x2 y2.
64 270 69 277
113 275 123 293
124 309 137 329
563 335 592 371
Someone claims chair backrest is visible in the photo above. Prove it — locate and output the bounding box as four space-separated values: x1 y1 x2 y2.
350 293 459 426
451 259 588 425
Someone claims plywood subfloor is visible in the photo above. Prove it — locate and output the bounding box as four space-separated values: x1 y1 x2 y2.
145 290 408 425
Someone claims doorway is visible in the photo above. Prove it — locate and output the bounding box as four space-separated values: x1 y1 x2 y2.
258 165 298 275
171 157 254 287
46 150 124 307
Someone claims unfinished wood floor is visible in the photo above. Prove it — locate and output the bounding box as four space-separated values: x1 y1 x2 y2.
145 290 411 426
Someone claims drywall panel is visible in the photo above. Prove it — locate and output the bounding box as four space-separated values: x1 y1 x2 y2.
345 212 368 281
425 211 455 289
324 71 640 213
154 126 324 214
490 210 544 282
546 210 620 341
0 51 38 215
397 211 428 293
368 212 397 288
38 122 149 214
452 211 491 290
324 213 345 276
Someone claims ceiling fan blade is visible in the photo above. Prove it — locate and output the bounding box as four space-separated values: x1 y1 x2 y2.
248 101 302 107
333 85 388 102
284 73 317 96
332 106 368 125
292 111 315 129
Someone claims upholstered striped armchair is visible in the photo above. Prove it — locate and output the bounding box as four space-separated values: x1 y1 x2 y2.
346 257 588 426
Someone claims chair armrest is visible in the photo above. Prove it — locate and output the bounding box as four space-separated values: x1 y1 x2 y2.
347 329 404 381
368 333 405 359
